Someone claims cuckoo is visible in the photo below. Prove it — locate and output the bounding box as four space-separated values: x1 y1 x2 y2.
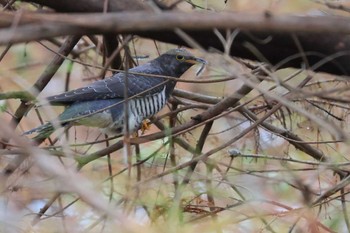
24 48 206 140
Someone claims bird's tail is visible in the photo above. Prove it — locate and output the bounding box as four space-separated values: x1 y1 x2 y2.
23 123 55 141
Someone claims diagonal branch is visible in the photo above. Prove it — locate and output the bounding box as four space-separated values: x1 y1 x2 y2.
1 35 81 176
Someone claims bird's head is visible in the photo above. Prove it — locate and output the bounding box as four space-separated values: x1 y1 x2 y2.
153 48 206 78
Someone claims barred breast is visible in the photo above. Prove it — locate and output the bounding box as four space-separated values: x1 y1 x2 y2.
107 86 167 133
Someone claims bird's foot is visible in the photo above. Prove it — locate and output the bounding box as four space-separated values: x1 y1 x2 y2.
141 119 151 135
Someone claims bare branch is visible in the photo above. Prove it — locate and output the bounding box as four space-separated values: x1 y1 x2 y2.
1 11 350 75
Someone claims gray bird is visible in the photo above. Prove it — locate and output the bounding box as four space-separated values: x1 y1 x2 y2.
24 48 205 140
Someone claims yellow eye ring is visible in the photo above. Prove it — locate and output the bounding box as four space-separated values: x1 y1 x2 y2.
176 55 185 61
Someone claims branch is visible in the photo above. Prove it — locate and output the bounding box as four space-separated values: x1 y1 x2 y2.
0 91 35 101
175 87 346 177
76 140 123 168
2 11 350 34
131 84 253 144
21 0 151 12
10 35 81 127
2 35 81 176
1 11 350 75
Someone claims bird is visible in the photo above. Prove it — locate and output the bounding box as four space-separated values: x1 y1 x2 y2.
24 48 206 141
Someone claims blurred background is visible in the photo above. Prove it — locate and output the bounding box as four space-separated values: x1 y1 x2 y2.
1 0 350 232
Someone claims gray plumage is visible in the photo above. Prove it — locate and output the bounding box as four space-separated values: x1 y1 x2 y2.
24 48 205 140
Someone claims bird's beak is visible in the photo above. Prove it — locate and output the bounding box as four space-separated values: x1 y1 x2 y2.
186 57 207 65
186 57 207 76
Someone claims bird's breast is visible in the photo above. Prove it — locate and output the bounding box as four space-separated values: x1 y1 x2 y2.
108 86 167 133
128 86 167 119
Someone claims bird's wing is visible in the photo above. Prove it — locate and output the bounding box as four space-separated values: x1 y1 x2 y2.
47 63 168 105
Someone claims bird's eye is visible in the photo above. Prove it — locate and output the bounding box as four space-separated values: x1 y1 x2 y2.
176 55 185 61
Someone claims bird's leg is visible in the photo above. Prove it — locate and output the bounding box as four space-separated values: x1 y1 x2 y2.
131 120 151 137
140 119 151 135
